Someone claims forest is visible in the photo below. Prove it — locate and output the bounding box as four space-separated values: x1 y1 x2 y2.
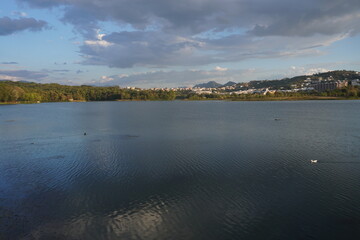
0 80 359 103
0 81 177 102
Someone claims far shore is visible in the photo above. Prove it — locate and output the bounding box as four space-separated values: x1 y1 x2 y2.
1 96 360 105
229 96 357 101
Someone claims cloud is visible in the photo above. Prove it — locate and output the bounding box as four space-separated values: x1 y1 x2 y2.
79 30 345 68
93 64 343 88
79 31 207 68
0 75 21 81
249 13 360 37
0 70 48 81
1 62 18 64
289 66 330 76
19 0 360 36
46 69 70 73
0 17 48 36
214 66 228 71
93 68 250 88
12 11 27 17
17 0 360 68
84 32 113 47
17 0 66 8
100 75 114 83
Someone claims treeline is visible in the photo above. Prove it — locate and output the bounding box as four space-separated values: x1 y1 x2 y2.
1 80 360 103
182 87 360 100
315 87 359 97
0 81 176 102
252 88 359 99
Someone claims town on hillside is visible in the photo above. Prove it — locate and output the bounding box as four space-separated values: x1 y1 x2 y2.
125 70 360 96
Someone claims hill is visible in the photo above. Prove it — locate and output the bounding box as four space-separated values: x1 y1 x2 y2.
221 81 237 87
243 70 359 90
194 81 222 88
193 71 359 90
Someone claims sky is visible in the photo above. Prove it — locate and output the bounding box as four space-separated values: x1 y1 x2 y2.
1 0 360 88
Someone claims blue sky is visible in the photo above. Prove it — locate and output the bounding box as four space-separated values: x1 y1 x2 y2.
1 0 360 87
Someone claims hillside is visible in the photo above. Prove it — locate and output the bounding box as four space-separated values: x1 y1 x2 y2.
243 70 359 90
222 81 237 87
194 81 222 88
193 71 359 90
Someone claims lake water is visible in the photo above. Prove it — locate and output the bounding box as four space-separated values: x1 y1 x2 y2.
1 101 360 239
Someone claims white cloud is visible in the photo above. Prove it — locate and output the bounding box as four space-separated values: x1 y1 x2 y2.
289 66 329 76
214 66 228 71
117 74 129 78
12 11 28 17
100 75 114 82
305 68 330 75
0 75 21 81
84 31 113 47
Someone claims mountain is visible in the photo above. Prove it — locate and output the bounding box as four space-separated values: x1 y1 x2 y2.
242 70 360 90
221 81 237 87
194 81 222 88
193 71 359 89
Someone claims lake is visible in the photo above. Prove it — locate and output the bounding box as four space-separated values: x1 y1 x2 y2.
1 101 360 239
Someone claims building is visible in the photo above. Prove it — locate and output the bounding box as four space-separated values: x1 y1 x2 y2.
312 80 348 92
351 79 360 86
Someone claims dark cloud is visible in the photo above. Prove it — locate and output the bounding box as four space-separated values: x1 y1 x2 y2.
1 62 18 64
18 0 65 8
18 0 360 36
80 31 208 68
17 0 360 68
49 69 70 72
0 70 48 81
79 30 341 68
249 12 360 37
0 17 48 36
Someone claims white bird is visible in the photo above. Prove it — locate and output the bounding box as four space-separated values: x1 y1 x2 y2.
310 160 318 164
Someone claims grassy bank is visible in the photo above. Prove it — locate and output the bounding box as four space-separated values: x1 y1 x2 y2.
229 96 359 101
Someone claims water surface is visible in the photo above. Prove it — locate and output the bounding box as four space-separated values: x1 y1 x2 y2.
1 101 360 239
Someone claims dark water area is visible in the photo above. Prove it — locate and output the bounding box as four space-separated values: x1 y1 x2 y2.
1 101 360 239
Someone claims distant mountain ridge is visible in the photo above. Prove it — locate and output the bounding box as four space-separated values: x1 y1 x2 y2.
194 81 237 88
193 70 359 89
244 70 359 89
194 81 222 88
222 81 237 87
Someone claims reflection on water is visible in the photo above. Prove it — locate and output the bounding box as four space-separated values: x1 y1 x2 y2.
1 101 360 239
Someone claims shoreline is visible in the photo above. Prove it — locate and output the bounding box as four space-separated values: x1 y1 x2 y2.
229 96 358 101
1 96 360 105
